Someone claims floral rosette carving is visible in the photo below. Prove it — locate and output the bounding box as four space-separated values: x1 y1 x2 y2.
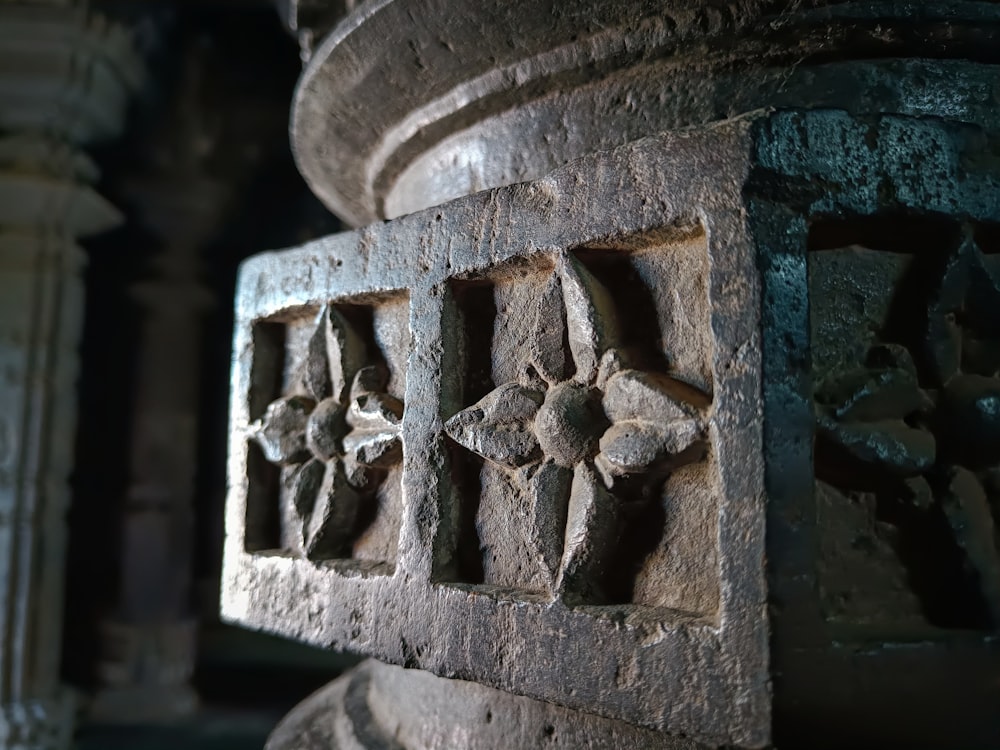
445 253 710 602
250 306 403 559
815 231 1000 624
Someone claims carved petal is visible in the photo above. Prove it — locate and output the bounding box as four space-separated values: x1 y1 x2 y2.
250 396 316 465
289 457 325 520
305 306 366 403
817 415 936 476
597 418 703 478
557 461 622 604
351 364 390 400
603 369 708 424
343 392 403 468
301 458 362 559
924 236 976 386
939 467 1000 626
347 391 403 430
558 253 619 385
523 460 572 591
444 383 544 469
530 272 570 384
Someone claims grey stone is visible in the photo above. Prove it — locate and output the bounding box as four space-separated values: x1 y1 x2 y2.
265 659 705 750
289 0 1000 227
768 110 1000 746
229 107 1000 747
816 416 937 477
224 118 769 747
254 397 316 465
444 383 543 469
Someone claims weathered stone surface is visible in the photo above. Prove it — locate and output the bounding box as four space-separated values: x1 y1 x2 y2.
266 659 705 750
227 105 1000 747
761 111 1000 747
290 0 1000 226
444 383 543 469
225 119 767 747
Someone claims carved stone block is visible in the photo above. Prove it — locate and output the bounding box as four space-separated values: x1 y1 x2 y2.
246 295 409 568
225 117 768 747
224 109 1000 747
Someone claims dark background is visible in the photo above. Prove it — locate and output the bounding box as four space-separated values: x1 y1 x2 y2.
67 5 349 747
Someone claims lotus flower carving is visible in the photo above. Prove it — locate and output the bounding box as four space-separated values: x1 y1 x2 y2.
250 306 403 559
445 253 710 601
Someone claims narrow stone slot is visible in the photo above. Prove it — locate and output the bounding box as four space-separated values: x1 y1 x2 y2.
244 321 287 552
440 280 497 584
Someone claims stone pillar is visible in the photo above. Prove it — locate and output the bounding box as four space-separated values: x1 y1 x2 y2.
0 3 142 747
89 179 221 723
90 44 228 721
226 2 1000 747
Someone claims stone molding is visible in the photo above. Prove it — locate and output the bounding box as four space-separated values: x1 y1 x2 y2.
289 0 1000 226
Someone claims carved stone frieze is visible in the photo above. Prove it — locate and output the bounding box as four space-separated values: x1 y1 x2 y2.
228 108 1000 747
225 116 766 747
444 250 712 605
751 110 1000 747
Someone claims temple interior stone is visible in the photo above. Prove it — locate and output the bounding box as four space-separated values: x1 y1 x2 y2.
0 1 997 748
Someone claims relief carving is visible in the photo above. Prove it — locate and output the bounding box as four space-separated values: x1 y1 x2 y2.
250 305 403 560
445 252 710 602
811 221 1000 628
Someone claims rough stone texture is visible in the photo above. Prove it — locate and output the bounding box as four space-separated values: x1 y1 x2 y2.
265 658 705 750
227 108 1000 747
0 3 142 747
755 111 1000 747
805 215 1000 637
225 118 769 747
291 0 1000 227
225 0 1000 744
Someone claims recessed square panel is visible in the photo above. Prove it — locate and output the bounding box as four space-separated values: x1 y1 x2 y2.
243 294 409 572
442 234 720 621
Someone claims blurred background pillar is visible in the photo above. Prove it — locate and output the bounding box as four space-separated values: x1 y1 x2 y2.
90 42 227 724
0 1 142 746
